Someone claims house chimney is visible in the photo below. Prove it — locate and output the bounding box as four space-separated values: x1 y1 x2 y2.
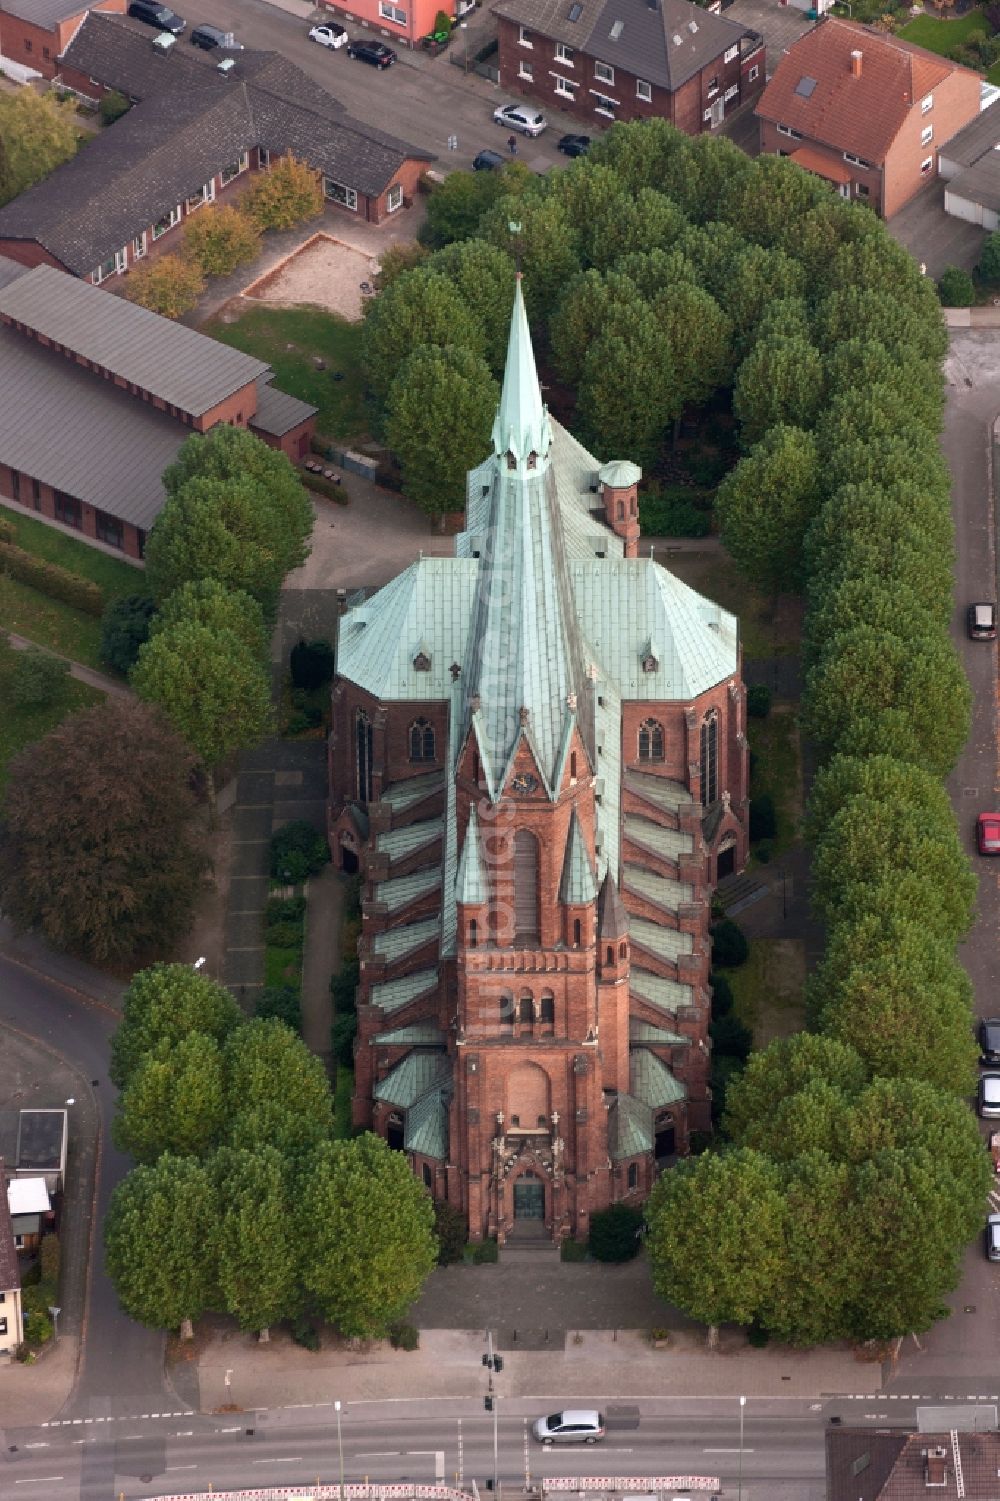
924 1446 948 1487
850 47 862 77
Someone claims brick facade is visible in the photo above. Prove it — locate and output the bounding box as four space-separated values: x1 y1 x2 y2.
0 468 145 559
0 0 125 80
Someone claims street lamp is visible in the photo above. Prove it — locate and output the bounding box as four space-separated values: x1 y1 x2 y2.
738 1394 746 1501
460 19 469 72
483 1331 503 1496
335 1399 345 1501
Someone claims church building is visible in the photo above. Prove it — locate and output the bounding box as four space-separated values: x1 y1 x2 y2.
328 280 749 1243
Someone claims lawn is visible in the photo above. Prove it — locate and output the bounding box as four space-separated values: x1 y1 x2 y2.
748 704 802 857
663 549 803 659
204 304 369 444
264 944 303 990
0 638 104 792
0 505 142 601
899 9 988 52
0 574 105 669
727 939 807 1051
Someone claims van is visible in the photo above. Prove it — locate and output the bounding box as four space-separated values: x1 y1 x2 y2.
531 1410 605 1445
190 22 240 49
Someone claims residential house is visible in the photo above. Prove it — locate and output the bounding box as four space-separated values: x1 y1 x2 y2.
319 0 475 51
0 0 125 82
6 1178 53 1253
329 281 749 1243
756 16 981 218
0 13 434 281
0 258 316 559
827 1425 1000 1500
0 1166 24 1360
492 0 764 137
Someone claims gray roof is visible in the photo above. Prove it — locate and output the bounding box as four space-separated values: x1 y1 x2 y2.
492 0 752 92
938 98 1000 169
0 1170 18 1294
0 255 28 291
2 0 93 24
0 265 267 415
946 160 1000 215
252 377 317 437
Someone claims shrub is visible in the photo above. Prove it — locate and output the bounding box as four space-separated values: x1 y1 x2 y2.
755 838 773 864
589 1204 644 1262
330 957 360 1014
270 820 329 883
12 647 70 709
688 1130 713 1155
639 484 712 538
303 470 350 505
265 920 305 950
23 1310 53 1345
182 204 262 277
255 986 302 1031
710 918 749 968
560 1238 589 1262
938 266 975 308
0 539 104 615
389 1320 420 1350
99 90 130 126
242 153 324 230
266 895 307 925
710 972 734 1018
290 1315 320 1351
710 1012 754 1061
746 684 771 718
471 1238 499 1264
39 1233 60 1286
332 1011 358 1069
980 229 1000 282
290 638 336 692
0 516 16 544
433 1200 467 1266
100 595 157 675
123 254 206 319
749 792 777 842
746 1321 770 1348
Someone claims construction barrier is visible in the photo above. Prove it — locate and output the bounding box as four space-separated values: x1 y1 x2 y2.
145 1482 721 1501
542 1480 720 1494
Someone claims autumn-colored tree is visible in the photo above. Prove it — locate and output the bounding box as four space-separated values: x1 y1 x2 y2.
124 254 206 319
242 153 323 230
0 89 78 205
182 204 262 276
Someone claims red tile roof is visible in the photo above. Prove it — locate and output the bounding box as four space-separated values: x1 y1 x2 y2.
757 16 972 163
789 143 852 183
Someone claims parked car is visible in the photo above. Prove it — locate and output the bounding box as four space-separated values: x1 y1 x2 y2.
978 813 1000 855
347 39 396 67
986 1214 1000 1261
968 602 997 640
981 1019 1000 1066
473 149 507 171
558 133 591 157
979 1073 1000 1118
128 0 185 33
532 1410 605 1445
309 21 348 48
494 102 547 137
190 22 240 48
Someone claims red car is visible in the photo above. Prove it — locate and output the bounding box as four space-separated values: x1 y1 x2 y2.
978 813 1000 855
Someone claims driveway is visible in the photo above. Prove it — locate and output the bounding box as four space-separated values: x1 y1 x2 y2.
889 177 987 279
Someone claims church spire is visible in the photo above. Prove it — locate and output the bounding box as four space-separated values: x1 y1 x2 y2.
491 274 552 463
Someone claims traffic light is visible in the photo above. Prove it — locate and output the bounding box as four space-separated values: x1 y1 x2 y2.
485 1395 494 1412
482 1354 489 1366
493 1355 503 1373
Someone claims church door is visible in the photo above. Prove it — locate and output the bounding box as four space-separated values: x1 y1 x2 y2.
717 844 735 880
513 1176 544 1220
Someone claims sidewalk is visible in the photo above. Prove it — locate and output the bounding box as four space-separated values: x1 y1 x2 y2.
302 864 345 1063
6 631 131 698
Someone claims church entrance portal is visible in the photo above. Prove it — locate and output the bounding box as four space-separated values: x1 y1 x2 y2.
513 1176 544 1220
717 844 735 880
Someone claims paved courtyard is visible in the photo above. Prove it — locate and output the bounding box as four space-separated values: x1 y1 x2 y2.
889 177 988 278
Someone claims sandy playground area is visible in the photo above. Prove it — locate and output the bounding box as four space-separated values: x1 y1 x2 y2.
244 233 380 321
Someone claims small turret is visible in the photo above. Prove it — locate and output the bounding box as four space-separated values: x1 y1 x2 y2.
599 460 641 559
597 870 629 979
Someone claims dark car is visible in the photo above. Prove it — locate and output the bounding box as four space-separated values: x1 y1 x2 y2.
981 1019 1000 1065
978 813 1000 856
347 38 396 67
986 1214 1000 1262
473 149 506 171
968 602 997 640
558 133 591 157
190 22 240 49
128 0 185 33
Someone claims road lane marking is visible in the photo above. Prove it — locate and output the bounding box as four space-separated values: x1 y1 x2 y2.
253 1457 303 1464
23 1444 49 1450
356 1451 403 1457
166 1465 197 1471
704 1448 756 1453
15 1478 65 1484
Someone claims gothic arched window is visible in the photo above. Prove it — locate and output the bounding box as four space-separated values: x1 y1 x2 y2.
355 709 373 803
513 829 540 943
539 992 554 1025
638 718 664 762
700 712 718 805
409 718 435 762
518 994 533 1023
627 1162 638 1190
573 918 582 947
619 941 627 960
468 919 478 949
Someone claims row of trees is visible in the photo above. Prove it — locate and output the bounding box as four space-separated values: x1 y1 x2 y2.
105 965 438 1340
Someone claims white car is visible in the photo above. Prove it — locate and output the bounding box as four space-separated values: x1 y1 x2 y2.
309 21 348 48
493 102 547 137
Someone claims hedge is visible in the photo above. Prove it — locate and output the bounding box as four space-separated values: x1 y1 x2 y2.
0 539 105 617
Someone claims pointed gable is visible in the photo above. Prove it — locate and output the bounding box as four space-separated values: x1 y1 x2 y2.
455 805 489 905
560 810 598 905
597 870 629 940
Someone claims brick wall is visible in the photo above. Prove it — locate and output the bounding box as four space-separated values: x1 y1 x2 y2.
0 0 125 80
882 63 980 219
0 474 144 559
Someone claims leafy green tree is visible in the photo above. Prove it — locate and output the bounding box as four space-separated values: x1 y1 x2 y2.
753 296 812 345
819 432 950 505
827 233 931 307
182 205 262 276
257 986 302 1033
299 1133 437 1337
113 1033 226 1162
576 310 677 469
646 1150 788 1341
687 132 758 222
362 267 485 408
804 485 954 599
822 338 940 415
385 345 498 518
724 1033 869 1152
99 89 131 126
806 754 956 847
241 153 323 230
651 282 733 406
549 269 645 387
802 626 971 778
733 335 824 447
111 962 242 1088
419 165 520 250
0 89 78 205
612 247 699 299
764 1152 858 1345
803 575 947 666
213 1146 299 1337
715 426 819 593
99 594 157 675
124 255 206 319
270 819 330 882
979 228 1000 282
716 244 806 349
589 116 698 207
717 152 828 249
426 240 516 372
676 220 747 302
11 646 70 709
224 1018 333 1156
938 265 975 307
0 701 206 965
132 619 273 771
814 287 948 364
480 191 582 328
104 1156 217 1338
588 1203 644 1262
149 578 269 661
554 165 686 271
817 381 940 458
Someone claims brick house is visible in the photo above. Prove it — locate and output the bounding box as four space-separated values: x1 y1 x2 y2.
0 256 316 560
756 17 981 218
328 280 749 1244
319 0 474 51
0 13 433 282
492 0 764 136
0 0 125 81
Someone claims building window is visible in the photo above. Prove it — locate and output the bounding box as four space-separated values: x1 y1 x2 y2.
921 92 933 113
10 469 20 502
0 1316 7 1336
518 995 533 1023
724 44 738 63
95 509 124 550
707 75 719 97
132 231 147 259
259 147 270 167
573 917 582 946
703 109 713 123
409 718 435 762
185 181 215 213
843 151 871 168
724 84 738 102
500 992 514 1032
93 249 126 284
152 205 181 240
379 1 407 21
570 751 578 779
422 1163 432 1187
519 24 532 45
513 829 539 943
519 59 534 80
55 491 82 530
748 64 759 81
324 178 359 211
593 93 616 118
220 152 250 185
627 1163 638 1190
855 182 870 198
619 941 627 960
468 919 478 948
920 123 933 147
920 155 933 175
776 122 802 140
387 182 403 213
638 718 664 762
555 42 574 63
355 709 373 803
700 713 718 804
43 45 50 58
554 74 576 97
636 78 652 102
31 477 41 510
594 60 614 84
540 993 554 1024
23 38 31 51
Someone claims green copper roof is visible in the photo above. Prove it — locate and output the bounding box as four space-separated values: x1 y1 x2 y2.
381 773 444 809
624 771 693 811
630 969 694 1016
623 866 693 911
624 815 693 863
630 1047 687 1109
336 558 479 702
455 804 489 905
372 918 439 963
491 277 553 464
630 916 693 966
375 868 441 913
374 1051 452 1108
404 1083 450 1160
376 818 443 862
630 1020 691 1046
608 1092 653 1160
370 969 438 1013
559 810 598 905
376 1023 446 1046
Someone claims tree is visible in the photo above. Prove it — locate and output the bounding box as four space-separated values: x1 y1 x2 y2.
426 240 516 372
256 985 302 1033
806 754 957 847
589 115 699 207
99 89 131 126
374 240 429 291
817 381 940 458
419 165 518 250
764 1152 859 1346
11 646 70 709
549 268 645 386
724 1033 869 1152
588 1203 644 1262
826 233 931 308
938 265 975 307
132 619 273 772
819 432 950 506
362 267 485 408
0 701 206 964
814 287 948 365
480 190 583 328
182 204 262 276
676 219 747 302
111 962 242 1089
385 345 498 519
979 228 1000 282
0 89 78 205
803 575 948 666
552 164 685 271
718 151 829 249
104 1156 216 1338
270 820 330 882
150 578 268 660
651 281 734 407
213 1147 299 1337
715 425 820 594
299 1133 437 1337
576 310 678 469
113 1033 226 1162
822 338 940 419
716 244 806 350
99 594 157 675
223 1018 334 1156
804 485 954 604
242 153 323 230
733 335 824 447
123 254 206 319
